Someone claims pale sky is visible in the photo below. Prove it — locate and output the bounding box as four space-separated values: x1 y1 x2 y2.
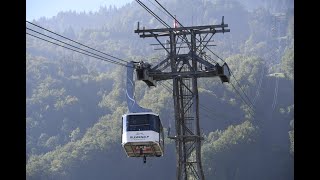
26 0 133 21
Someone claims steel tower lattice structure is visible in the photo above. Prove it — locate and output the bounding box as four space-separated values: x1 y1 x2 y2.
133 19 230 180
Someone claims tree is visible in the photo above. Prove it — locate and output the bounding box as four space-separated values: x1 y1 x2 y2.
281 46 294 80
70 128 81 142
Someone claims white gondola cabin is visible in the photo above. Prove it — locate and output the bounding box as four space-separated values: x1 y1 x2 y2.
122 112 164 158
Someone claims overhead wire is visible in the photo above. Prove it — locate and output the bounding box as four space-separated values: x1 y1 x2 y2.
26 32 131 68
154 0 182 27
198 46 257 113
136 0 191 51
229 81 256 119
146 0 172 20
230 71 256 110
203 47 256 110
136 0 171 28
26 27 130 67
26 20 129 64
252 64 265 105
152 0 192 49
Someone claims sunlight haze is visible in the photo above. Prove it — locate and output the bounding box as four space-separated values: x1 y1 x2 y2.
26 0 133 20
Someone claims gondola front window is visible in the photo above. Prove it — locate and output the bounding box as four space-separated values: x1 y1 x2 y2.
126 114 160 132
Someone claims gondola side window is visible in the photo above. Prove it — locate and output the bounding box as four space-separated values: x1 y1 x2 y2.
149 115 160 132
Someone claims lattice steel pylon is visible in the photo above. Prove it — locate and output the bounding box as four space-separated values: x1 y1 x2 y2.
134 18 230 180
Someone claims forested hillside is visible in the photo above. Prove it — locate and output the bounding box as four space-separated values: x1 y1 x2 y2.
26 0 294 179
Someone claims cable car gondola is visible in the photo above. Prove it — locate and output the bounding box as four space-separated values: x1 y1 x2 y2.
122 61 164 163
122 112 164 158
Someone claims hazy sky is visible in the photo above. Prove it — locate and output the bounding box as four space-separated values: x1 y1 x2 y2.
26 0 133 21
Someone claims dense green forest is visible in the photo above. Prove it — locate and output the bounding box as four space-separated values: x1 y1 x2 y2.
26 0 294 179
